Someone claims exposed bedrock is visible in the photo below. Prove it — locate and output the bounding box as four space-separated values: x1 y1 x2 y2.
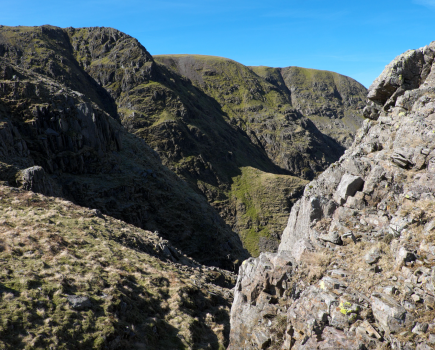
229 41 435 349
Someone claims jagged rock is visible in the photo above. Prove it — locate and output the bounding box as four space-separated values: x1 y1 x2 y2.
230 41 435 349
363 165 385 194
389 216 411 237
67 295 92 310
229 251 293 349
391 148 415 168
18 166 54 196
333 174 364 205
367 48 425 107
371 293 414 334
363 102 381 120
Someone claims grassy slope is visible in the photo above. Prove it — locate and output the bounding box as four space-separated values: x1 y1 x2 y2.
0 185 234 350
250 65 367 148
230 167 307 256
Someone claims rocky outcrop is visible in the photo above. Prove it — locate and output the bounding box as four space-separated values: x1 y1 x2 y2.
0 53 248 269
18 166 55 196
0 24 366 258
252 65 367 149
229 41 435 349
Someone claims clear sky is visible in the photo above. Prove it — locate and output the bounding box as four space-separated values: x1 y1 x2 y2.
2 0 435 88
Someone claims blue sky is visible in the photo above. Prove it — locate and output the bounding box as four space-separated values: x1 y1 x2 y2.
2 0 435 87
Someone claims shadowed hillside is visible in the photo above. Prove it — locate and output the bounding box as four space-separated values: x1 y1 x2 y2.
0 25 366 256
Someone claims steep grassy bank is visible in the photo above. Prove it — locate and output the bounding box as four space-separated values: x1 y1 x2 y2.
0 185 235 349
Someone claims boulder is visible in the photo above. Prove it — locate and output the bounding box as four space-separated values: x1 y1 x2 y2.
412 322 428 335
395 247 416 265
319 231 342 245
67 295 92 310
345 191 365 209
371 292 414 334
19 166 54 196
333 174 364 205
389 216 411 237
364 247 381 265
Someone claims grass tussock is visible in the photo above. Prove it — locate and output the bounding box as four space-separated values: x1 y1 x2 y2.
299 251 332 282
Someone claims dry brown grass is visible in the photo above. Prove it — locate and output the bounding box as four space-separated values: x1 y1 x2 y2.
300 250 333 282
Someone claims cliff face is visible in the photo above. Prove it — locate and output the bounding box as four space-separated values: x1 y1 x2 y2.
251 65 367 149
0 26 249 269
229 42 435 349
0 25 367 256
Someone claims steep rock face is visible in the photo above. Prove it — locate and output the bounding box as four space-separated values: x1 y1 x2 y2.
63 28 314 256
0 25 365 257
0 54 248 269
155 55 356 176
229 42 435 349
0 25 119 119
250 65 367 149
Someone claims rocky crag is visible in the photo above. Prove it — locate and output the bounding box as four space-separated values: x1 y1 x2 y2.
154 55 366 253
250 65 365 149
0 30 248 269
0 25 367 255
229 42 435 349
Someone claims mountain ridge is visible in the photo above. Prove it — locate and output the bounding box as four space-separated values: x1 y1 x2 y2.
0 24 367 256
0 24 390 349
229 40 435 350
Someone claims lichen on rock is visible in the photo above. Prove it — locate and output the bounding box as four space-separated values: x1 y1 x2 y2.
229 40 435 350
